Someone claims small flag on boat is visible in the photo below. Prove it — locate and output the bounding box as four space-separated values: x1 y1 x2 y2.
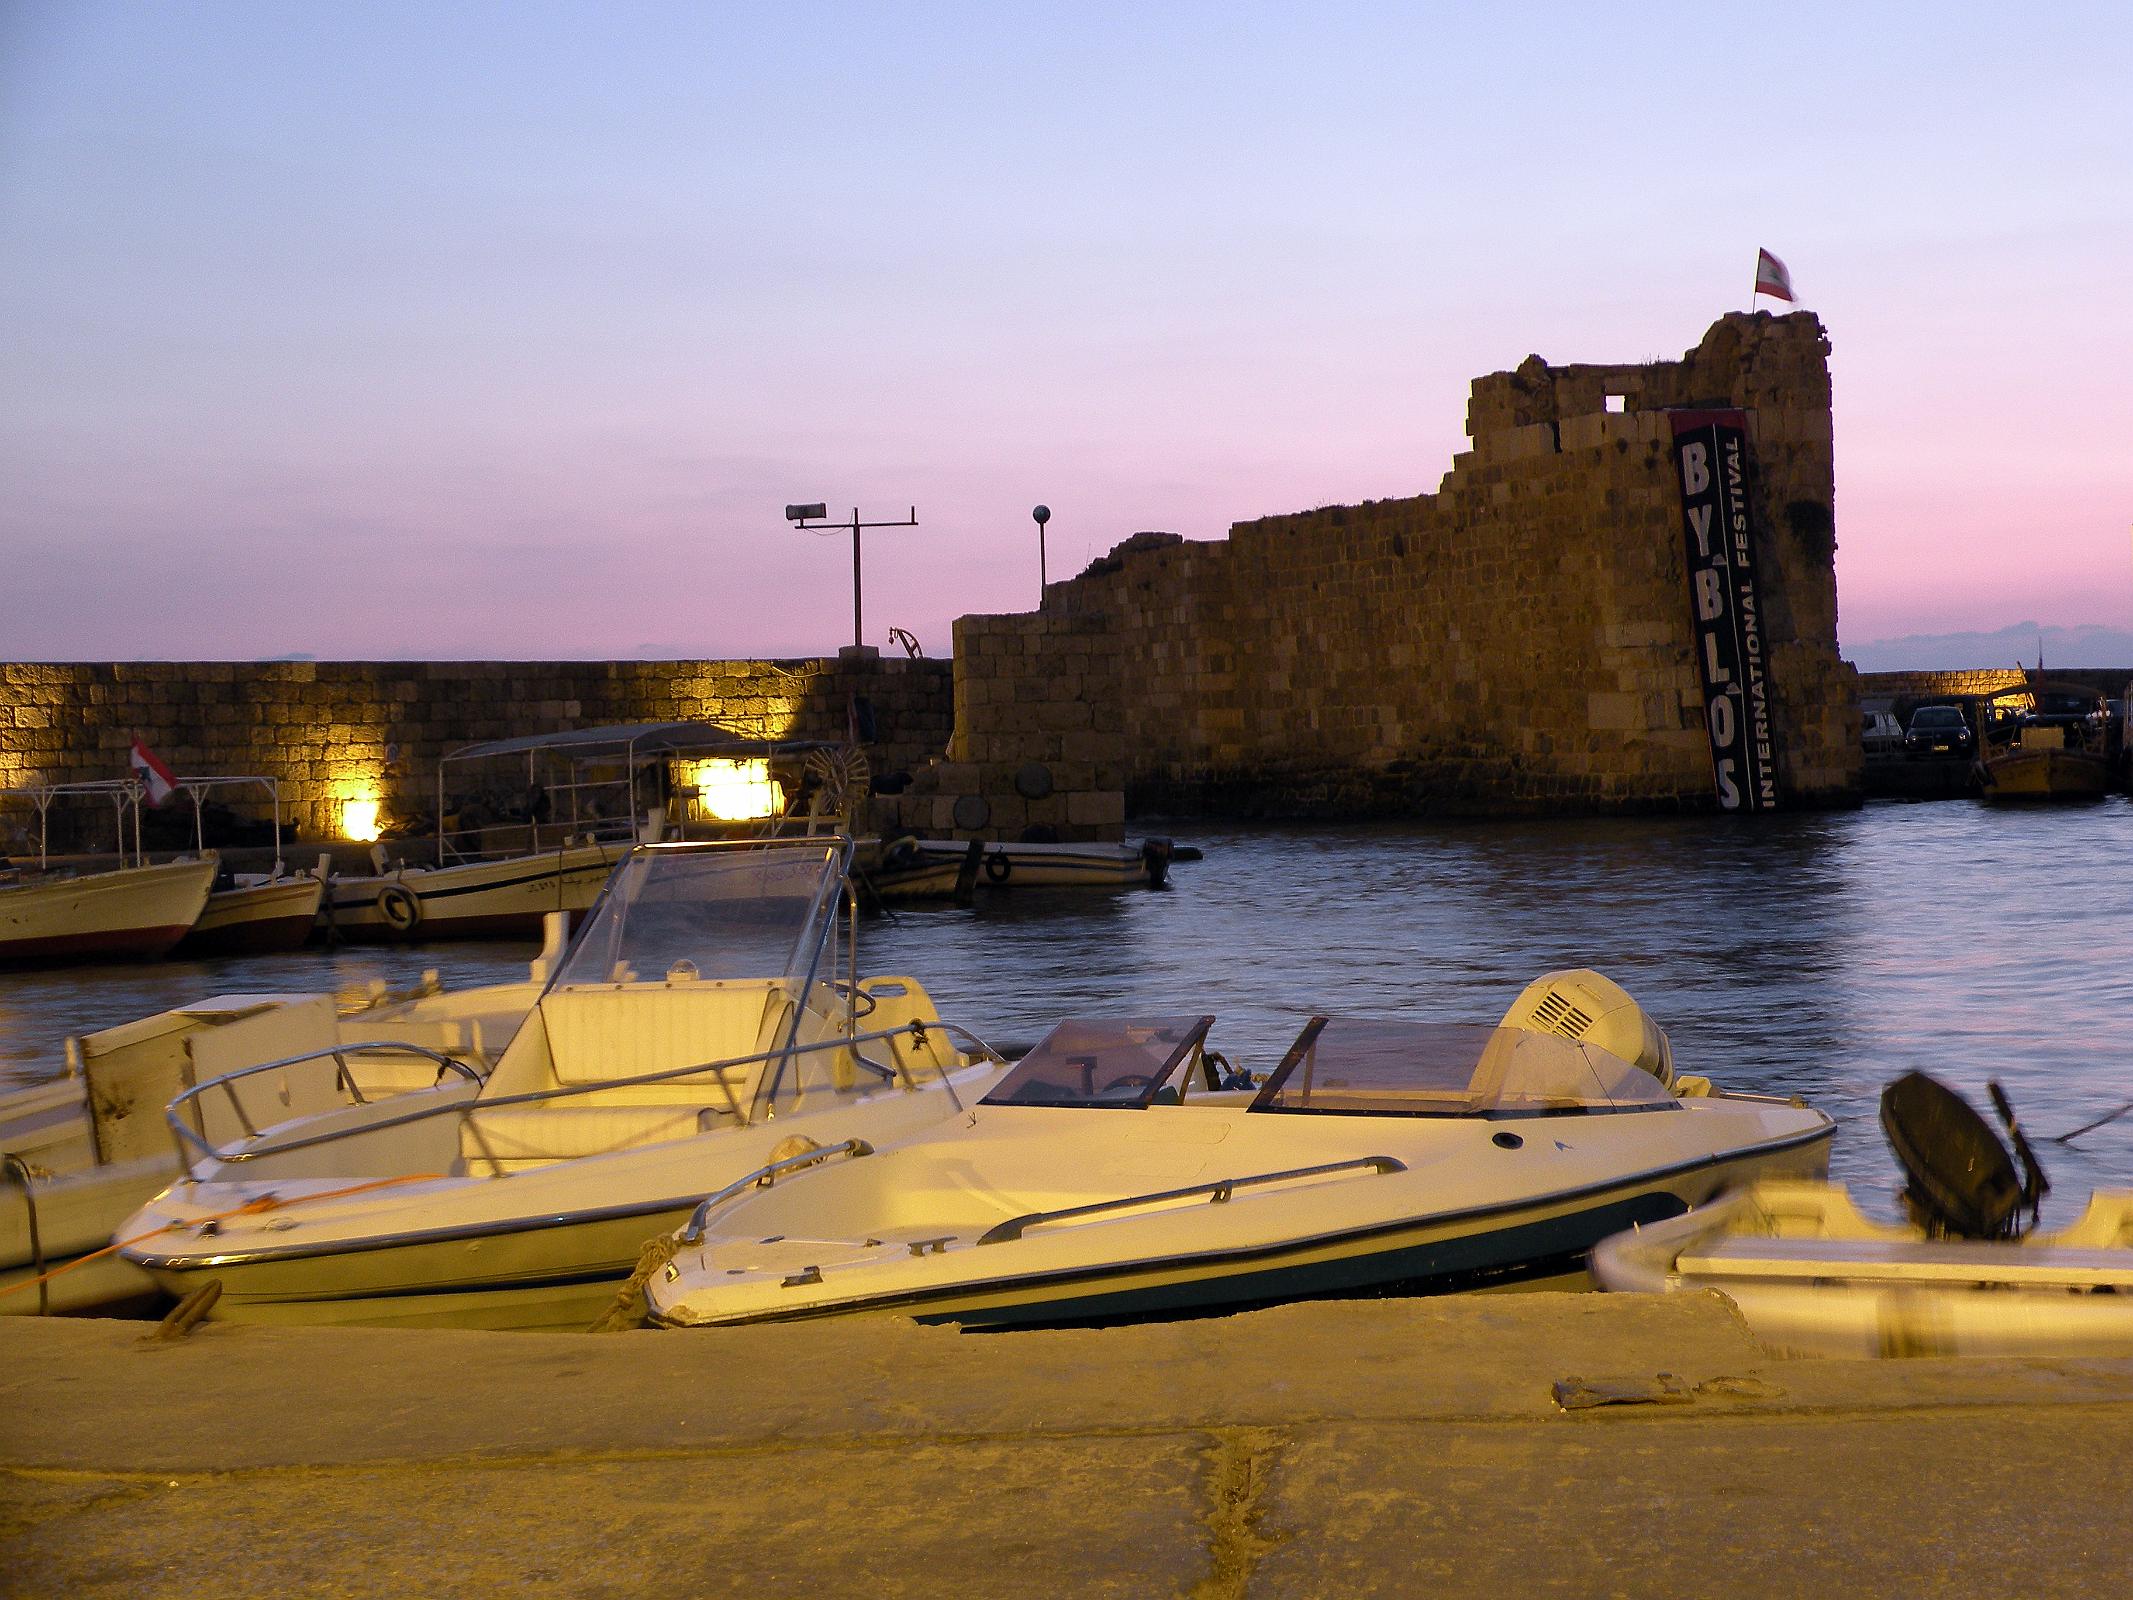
128 736 177 806
1753 248 1795 303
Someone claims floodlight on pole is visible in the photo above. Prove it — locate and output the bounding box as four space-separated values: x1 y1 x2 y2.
784 502 920 653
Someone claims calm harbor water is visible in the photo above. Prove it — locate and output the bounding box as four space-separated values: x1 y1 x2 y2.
4 798 2129 1225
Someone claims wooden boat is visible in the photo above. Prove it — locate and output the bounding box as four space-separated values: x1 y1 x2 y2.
0 856 217 967
321 721 849 943
175 870 328 956
1591 1178 2133 1358
322 839 630 943
1978 730 2112 801
1 780 220 966
1978 677 2113 802
907 838 1173 891
643 972 1832 1330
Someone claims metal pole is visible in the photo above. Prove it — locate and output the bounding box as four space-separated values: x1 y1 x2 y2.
850 507 863 651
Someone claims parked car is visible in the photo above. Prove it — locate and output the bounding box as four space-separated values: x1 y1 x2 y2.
1861 710 1905 756
1905 704 1974 758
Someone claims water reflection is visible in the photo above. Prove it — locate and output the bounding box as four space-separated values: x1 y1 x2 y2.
4 798 2129 1223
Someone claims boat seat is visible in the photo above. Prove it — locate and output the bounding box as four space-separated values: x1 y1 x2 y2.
459 1103 733 1173
541 981 792 1090
456 981 795 1169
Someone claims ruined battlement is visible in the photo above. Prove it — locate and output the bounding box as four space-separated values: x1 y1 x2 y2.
908 311 1859 822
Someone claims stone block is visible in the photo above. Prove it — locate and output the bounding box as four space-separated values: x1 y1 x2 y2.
1065 790 1125 826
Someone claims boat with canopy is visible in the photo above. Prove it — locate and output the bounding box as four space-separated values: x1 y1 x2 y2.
0 781 217 966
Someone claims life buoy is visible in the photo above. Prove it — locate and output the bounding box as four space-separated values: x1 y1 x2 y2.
376 883 423 934
983 851 1013 884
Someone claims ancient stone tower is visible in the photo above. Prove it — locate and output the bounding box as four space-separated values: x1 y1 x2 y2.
905 311 1859 830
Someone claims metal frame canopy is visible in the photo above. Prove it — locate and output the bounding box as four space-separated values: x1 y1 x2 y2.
432 721 844 864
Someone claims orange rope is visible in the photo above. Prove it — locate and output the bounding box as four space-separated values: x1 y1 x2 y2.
1 1171 446 1301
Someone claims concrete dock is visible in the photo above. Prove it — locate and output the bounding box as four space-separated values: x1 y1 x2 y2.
6 1294 2132 1597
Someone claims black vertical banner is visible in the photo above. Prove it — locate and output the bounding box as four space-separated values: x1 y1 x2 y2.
1669 410 1780 812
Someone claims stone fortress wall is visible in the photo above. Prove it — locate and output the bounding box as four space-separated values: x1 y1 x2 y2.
0 658 952 849
1857 667 2128 707
929 312 1860 822
4 313 1904 846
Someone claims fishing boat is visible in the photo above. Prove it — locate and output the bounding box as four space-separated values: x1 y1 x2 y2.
0 782 217 966
320 722 847 942
2 954 546 1316
1977 676 2113 802
179 870 329 956
115 838 998 1330
322 838 631 943
642 971 1833 1330
151 777 328 956
911 838 1172 891
1593 1070 2133 1357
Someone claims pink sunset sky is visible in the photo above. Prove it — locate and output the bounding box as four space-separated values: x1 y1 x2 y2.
2 3 2128 665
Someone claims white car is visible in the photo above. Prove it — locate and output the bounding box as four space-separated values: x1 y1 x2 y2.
1861 709 1904 756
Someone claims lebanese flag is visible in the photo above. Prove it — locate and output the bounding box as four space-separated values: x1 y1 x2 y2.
1754 248 1795 302
128 736 177 807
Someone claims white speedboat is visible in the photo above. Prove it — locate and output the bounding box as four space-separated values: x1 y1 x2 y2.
643 972 1833 1329
116 839 996 1330
2 960 541 1316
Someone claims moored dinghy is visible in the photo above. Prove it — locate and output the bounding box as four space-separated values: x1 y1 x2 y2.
1592 1071 2133 1357
116 837 1000 1329
643 971 1833 1329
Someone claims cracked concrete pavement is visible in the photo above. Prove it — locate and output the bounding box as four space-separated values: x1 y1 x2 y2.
6 1293 2133 1598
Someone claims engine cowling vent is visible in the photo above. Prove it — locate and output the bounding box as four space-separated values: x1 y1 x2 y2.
1528 990 1594 1041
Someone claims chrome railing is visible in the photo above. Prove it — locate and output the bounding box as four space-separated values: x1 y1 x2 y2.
976 1155 1407 1245
678 1138 876 1244
163 1042 481 1163
165 1017 1001 1169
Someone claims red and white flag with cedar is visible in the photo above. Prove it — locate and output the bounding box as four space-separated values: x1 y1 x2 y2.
128 736 177 807
1754 248 1795 302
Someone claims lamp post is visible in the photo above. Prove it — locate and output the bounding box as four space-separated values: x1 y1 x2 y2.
785 503 919 653
1032 504 1050 608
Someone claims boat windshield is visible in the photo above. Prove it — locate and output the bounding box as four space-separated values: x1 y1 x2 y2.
547 842 841 989
1250 1018 1677 1118
981 1016 1215 1109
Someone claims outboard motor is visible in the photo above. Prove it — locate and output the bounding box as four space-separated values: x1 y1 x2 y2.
1498 969 1675 1089
1879 1071 2049 1240
1140 837 1174 889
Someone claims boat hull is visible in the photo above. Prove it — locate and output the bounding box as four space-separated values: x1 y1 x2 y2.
1593 1180 2133 1358
652 1112 1832 1330
0 858 218 968
1979 748 2112 801
174 875 326 956
121 1067 999 1331
323 843 627 943
912 841 1161 891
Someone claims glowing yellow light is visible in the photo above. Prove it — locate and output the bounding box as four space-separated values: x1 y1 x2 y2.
341 798 382 842
683 758 782 822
